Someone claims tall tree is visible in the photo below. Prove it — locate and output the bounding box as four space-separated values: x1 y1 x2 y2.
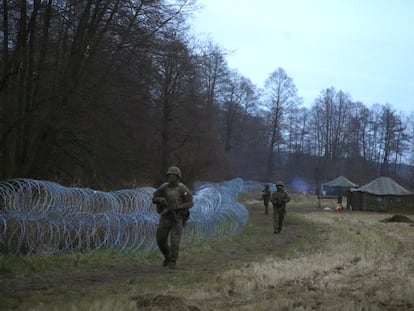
263 68 300 181
220 71 258 153
0 0 198 185
189 41 232 180
379 105 409 175
150 31 199 181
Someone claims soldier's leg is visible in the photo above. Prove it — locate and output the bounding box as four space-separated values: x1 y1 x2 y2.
264 198 269 214
156 217 172 266
278 211 285 233
168 218 183 268
273 206 279 233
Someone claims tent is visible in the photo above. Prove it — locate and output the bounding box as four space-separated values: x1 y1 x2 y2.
347 176 414 212
321 176 359 197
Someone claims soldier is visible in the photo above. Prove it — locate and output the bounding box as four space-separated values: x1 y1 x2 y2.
262 184 271 214
271 180 290 234
152 166 194 269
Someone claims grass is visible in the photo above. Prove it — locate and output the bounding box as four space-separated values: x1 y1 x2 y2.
1 194 413 310
182 211 414 310
0 248 160 278
242 191 345 210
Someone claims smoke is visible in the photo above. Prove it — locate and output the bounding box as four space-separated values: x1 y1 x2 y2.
290 177 311 194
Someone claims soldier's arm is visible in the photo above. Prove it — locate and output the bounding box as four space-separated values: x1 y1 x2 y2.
152 186 167 206
178 185 194 210
270 193 278 205
284 193 291 203
152 194 165 205
152 188 167 214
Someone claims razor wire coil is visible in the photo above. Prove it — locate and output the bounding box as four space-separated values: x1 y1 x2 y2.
0 178 266 255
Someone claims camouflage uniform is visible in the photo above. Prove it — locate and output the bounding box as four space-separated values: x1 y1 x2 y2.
271 181 290 234
152 166 194 269
262 184 271 214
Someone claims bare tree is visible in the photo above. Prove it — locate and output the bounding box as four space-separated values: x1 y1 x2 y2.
309 88 352 160
220 71 258 153
379 105 409 175
150 31 199 180
0 0 200 185
263 68 301 181
187 40 233 180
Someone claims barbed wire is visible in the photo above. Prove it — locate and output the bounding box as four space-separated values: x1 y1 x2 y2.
0 178 268 255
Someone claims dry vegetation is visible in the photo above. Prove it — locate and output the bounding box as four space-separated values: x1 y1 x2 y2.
1 194 413 311
185 212 414 310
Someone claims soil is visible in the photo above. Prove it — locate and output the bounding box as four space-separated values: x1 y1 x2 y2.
381 214 414 223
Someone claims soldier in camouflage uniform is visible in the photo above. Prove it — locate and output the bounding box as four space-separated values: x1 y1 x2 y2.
271 181 290 234
262 184 271 214
152 166 194 269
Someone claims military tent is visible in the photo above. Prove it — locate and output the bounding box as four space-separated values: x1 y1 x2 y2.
347 176 414 212
321 176 359 197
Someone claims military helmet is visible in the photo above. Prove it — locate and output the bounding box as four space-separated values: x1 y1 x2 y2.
166 166 182 178
276 180 284 187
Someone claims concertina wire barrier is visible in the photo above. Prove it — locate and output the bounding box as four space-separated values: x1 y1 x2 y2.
0 178 269 255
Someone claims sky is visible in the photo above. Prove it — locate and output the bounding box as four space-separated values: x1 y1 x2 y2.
189 0 414 115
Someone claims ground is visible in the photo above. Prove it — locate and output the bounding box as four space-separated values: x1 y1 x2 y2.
1 199 412 310
1 201 312 289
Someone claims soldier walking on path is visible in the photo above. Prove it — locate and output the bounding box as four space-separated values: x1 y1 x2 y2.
262 184 271 214
271 180 290 234
152 166 194 269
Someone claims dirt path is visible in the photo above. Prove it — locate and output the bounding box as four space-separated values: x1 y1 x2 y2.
0 201 318 306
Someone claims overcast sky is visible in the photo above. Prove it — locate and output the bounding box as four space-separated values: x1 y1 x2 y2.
189 0 414 115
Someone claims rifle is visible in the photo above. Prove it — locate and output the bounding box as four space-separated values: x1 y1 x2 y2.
160 195 180 225
157 192 190 226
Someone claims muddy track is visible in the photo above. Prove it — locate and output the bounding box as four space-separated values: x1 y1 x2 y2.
0 201 318 298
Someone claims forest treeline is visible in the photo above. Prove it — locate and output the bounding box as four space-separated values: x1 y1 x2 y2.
1 0 414 191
